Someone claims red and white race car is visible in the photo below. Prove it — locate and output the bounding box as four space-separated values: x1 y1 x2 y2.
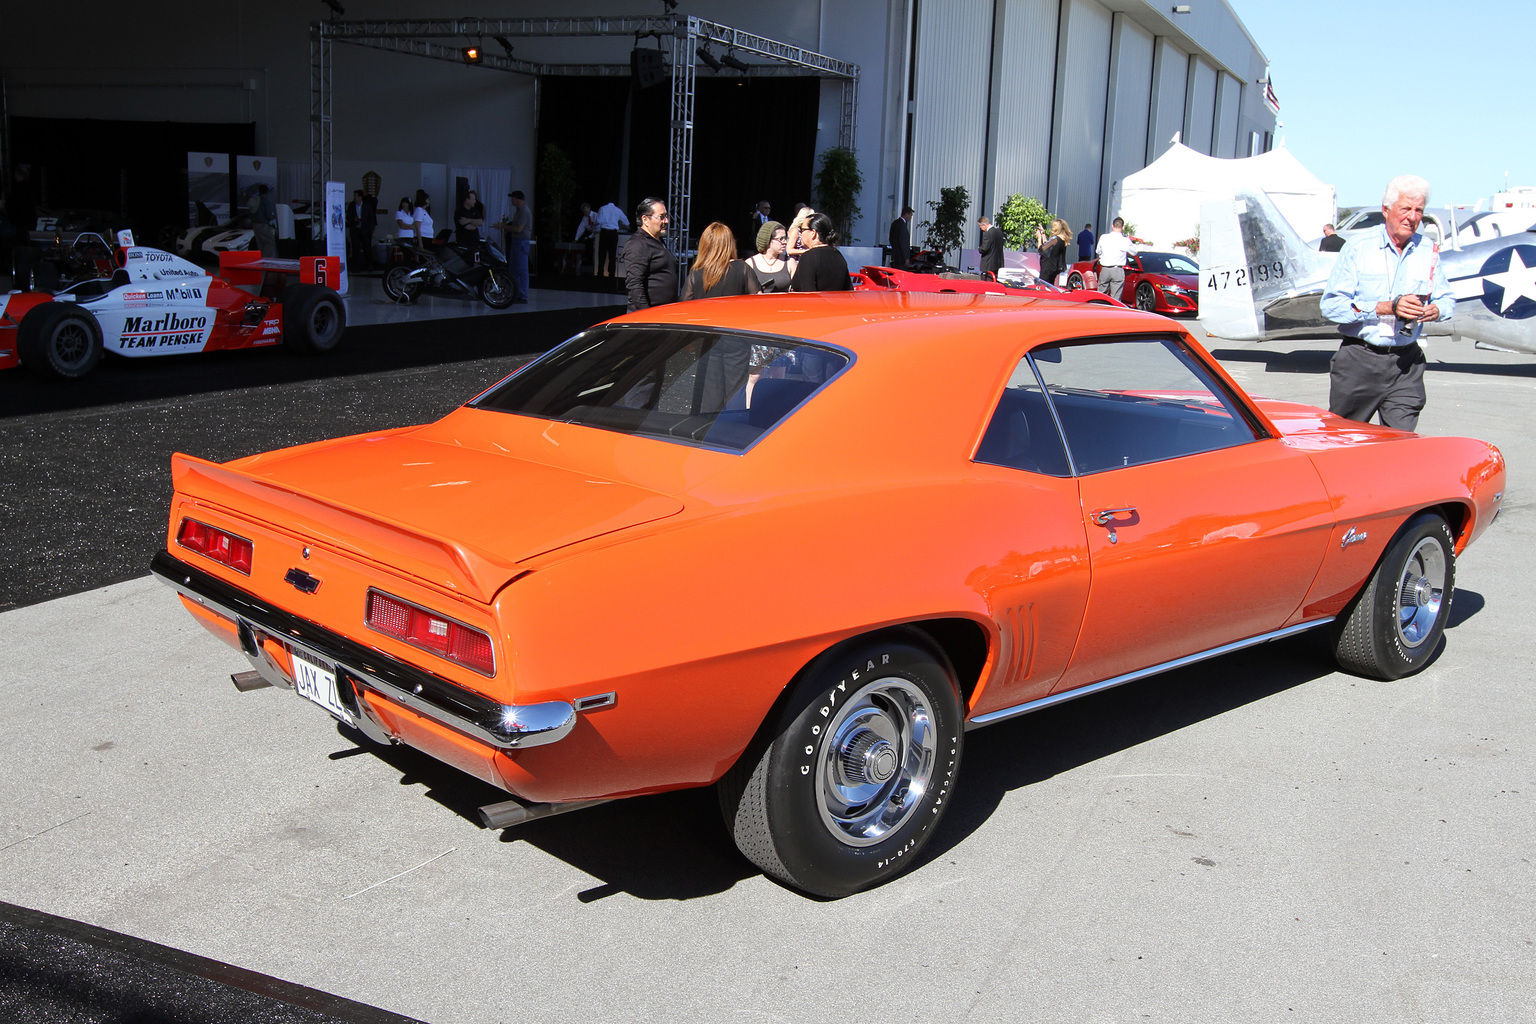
1 240 345 379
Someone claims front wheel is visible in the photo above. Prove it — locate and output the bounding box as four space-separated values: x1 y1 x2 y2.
1135 281 1158 311
18 303 103 379
478 267 515 309
1333 512 1455 679
719 638 963 898
1066 272 1084 291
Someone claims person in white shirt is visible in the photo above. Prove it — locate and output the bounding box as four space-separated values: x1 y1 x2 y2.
595 200 630 277
1095 216 1133 302
411 190 434 248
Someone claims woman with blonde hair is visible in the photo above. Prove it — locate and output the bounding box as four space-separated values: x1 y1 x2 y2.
1038 217 1071 286
680 221 757 300
786 205 816 278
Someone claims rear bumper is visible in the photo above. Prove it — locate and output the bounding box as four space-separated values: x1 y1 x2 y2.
150 549 575 750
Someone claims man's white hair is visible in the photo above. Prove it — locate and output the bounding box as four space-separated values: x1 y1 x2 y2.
1383 174 1431 206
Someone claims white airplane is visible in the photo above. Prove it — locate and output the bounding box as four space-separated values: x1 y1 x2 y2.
1199 189 1536 355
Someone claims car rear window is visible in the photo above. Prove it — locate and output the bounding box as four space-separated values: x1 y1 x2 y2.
471 325 849 452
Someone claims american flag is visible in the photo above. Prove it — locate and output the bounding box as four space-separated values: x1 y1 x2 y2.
1262 70 1279 115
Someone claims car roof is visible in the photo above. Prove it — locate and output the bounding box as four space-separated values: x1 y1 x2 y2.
610 291 1172 357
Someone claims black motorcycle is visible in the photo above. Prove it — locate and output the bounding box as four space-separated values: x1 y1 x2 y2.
382 234 516 309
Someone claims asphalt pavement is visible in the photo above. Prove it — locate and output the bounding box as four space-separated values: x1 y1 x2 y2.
1 315 1532 1023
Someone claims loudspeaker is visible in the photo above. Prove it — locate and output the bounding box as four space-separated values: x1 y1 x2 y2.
630 48 667 89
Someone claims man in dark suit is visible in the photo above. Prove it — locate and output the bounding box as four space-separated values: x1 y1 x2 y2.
977 216 1004 278
1077 223 1095 262
888 205 913 269
347 189 378 270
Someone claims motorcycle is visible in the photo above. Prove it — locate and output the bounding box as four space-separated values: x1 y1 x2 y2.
381 234 517 309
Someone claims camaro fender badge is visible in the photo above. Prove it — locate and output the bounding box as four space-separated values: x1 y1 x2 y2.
284 567 322 594
1340 526 1369 550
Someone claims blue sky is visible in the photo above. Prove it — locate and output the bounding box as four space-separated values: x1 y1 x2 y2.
1225 0 1533 210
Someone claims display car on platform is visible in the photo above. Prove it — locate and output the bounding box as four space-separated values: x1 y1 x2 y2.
1065 249 1200 315
152 291 1503 897
0 235 344 379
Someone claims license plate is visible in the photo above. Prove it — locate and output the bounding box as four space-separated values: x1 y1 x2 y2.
291 648 356 727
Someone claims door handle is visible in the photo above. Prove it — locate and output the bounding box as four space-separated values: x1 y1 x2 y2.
1091 507 1138 527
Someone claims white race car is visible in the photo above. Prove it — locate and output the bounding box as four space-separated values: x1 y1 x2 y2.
2 237 345 380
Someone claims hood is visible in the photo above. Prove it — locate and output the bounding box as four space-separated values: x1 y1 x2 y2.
177 432 683 601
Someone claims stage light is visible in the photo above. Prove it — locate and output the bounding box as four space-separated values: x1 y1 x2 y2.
696 44 722 72
462 46 483 65
720 51 750 73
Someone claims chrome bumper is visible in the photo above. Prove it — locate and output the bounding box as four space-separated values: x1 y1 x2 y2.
150 550 575 750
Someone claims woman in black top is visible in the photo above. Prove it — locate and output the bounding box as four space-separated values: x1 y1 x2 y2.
1037 217 1070 286
680 221 758 300
788 212 852 291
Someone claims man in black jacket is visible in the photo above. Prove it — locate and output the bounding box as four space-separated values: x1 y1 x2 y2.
977 216 1004 278
888 205 913 269
622 197 677 312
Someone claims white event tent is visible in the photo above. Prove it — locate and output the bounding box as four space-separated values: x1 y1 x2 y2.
1113 141 1336 247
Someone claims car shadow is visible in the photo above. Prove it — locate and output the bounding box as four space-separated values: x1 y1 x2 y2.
1206 345 1333 375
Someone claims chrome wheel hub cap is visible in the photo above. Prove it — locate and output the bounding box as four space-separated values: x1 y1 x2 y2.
1395 537 1447 648
815 677 938 848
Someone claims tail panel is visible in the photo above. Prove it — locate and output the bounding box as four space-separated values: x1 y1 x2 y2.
1199 191 1335 340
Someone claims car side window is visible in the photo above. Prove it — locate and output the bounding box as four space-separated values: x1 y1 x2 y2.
1028 337 1261 475
974 362 1073 476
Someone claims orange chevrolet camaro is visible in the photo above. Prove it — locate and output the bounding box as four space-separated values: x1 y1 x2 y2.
153 292 1505 898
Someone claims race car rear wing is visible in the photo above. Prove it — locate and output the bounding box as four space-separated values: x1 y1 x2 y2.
218 251 338 289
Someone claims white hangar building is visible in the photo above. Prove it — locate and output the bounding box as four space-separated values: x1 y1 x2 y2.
0 0 1273 252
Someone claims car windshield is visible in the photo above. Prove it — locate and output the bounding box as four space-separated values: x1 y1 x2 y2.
1136 252 1197 274
471 325 850 452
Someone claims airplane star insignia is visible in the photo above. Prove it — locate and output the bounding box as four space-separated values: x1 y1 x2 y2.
1483 246 1536 315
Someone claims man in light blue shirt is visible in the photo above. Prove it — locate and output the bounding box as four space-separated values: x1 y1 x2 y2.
1320 174 1453 431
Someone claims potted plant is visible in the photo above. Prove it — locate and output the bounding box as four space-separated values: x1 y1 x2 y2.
920 185 970 268
815 147 864 243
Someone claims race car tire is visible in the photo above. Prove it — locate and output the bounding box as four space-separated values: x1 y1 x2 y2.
479 268 515 309
1135 281 1158 312
18 303 103 379
281 284 346 355
382 265 421 304
1332 512 1455 680
1066 272 1084 291
718 635 963 898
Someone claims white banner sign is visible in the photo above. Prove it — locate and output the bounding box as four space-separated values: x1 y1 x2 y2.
325 180 348 295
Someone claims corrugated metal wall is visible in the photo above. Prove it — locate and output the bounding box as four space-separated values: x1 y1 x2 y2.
908 0 993 247
1184 57 1218 154
1147 37 1187 165
1102 14 1154 231
1213 72 1242 158
1049 0 1112 231
985 0 1060 215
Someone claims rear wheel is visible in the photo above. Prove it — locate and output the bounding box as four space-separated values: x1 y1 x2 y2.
479 267 515 309
1136 281 1158 311
719 638 963 898
18 303 103 379
280 284 346 354
1333 512 1455 679
1066 272 1084 291
382 265 420 304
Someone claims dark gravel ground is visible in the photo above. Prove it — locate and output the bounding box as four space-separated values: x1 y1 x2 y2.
0 304 621 612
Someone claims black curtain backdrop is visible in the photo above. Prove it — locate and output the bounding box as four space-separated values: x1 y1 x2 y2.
10 117 255 246
539 74 819 257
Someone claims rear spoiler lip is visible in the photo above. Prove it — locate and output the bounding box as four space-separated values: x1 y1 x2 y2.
218 250 338 288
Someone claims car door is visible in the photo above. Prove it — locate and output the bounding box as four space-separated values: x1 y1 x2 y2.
1031 335 1335 693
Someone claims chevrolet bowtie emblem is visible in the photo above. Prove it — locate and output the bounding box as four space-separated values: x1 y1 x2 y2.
284 568 322 594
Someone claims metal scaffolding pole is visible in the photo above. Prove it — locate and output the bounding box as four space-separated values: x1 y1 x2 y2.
667 22 697 269
308 24 332 219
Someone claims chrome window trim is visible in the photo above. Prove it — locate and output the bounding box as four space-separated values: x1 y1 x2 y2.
967 618 1334 729
151 550 573 750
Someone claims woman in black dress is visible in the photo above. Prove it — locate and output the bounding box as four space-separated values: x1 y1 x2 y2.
745 220 791 292
788 212 852 291
1038 217 1071 286
680 221 758 300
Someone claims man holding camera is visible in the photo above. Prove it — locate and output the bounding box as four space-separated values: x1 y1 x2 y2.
1320 174 1453 431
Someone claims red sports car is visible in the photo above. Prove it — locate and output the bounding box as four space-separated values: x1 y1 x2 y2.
1065 249 1199 315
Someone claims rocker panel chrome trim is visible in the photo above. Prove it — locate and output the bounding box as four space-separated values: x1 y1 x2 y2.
967 618 1335 729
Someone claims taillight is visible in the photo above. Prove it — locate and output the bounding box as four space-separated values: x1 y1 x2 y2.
365 589 495 676
177 518 253 574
